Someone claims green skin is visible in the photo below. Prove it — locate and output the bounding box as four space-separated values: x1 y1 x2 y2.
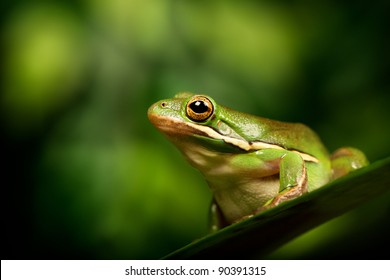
148 93 368 231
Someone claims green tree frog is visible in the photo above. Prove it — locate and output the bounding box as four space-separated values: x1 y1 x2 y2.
148 93 368 231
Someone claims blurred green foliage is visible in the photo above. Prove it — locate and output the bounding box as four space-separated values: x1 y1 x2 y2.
2 0 389 259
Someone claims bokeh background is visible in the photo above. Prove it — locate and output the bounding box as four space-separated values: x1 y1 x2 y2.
2 0 389 259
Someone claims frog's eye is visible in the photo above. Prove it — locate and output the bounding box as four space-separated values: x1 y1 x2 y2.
186 95 214 122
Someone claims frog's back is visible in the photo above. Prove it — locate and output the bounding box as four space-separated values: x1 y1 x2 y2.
220 107 329 161
262 119 329 160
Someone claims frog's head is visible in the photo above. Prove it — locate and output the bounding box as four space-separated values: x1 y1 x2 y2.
148 93 249 154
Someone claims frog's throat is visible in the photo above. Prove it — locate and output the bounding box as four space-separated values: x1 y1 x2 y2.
152 115 319 163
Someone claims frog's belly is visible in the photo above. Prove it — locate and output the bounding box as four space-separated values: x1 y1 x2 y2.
211 175 280 224
179 144 281 223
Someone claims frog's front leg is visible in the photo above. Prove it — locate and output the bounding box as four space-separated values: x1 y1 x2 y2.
254 151 308 214
232 149 308 223
208 198 228 233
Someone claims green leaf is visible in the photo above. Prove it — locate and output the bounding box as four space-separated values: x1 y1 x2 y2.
163 157 390 259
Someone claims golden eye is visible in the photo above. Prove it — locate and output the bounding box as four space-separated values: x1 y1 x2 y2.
186 95 214 122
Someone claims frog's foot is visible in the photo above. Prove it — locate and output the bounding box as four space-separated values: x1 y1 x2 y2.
255 158 308 214
331 147 369 180
233 176 308 224
233 152 310 224
255 177 308 214
208 199 230 232
233 179 309 224
233 213 254 224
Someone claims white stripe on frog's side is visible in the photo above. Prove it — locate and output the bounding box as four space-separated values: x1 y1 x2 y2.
183 120 319 163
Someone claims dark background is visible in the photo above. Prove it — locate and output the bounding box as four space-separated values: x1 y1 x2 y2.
2 0 389 259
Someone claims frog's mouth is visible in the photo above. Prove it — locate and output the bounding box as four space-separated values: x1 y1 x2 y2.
148 113 211 138
149 113 319 163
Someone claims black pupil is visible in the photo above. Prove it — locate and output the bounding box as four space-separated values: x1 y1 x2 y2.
190 100 209 113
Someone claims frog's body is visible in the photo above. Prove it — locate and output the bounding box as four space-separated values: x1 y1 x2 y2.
148 93 368 231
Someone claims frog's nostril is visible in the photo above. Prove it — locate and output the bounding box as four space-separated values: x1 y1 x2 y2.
161 102 167 107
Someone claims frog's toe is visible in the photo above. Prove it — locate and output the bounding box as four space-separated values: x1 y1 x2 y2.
330 147 369 180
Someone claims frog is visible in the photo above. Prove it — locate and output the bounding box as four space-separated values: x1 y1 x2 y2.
147 93 369 232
